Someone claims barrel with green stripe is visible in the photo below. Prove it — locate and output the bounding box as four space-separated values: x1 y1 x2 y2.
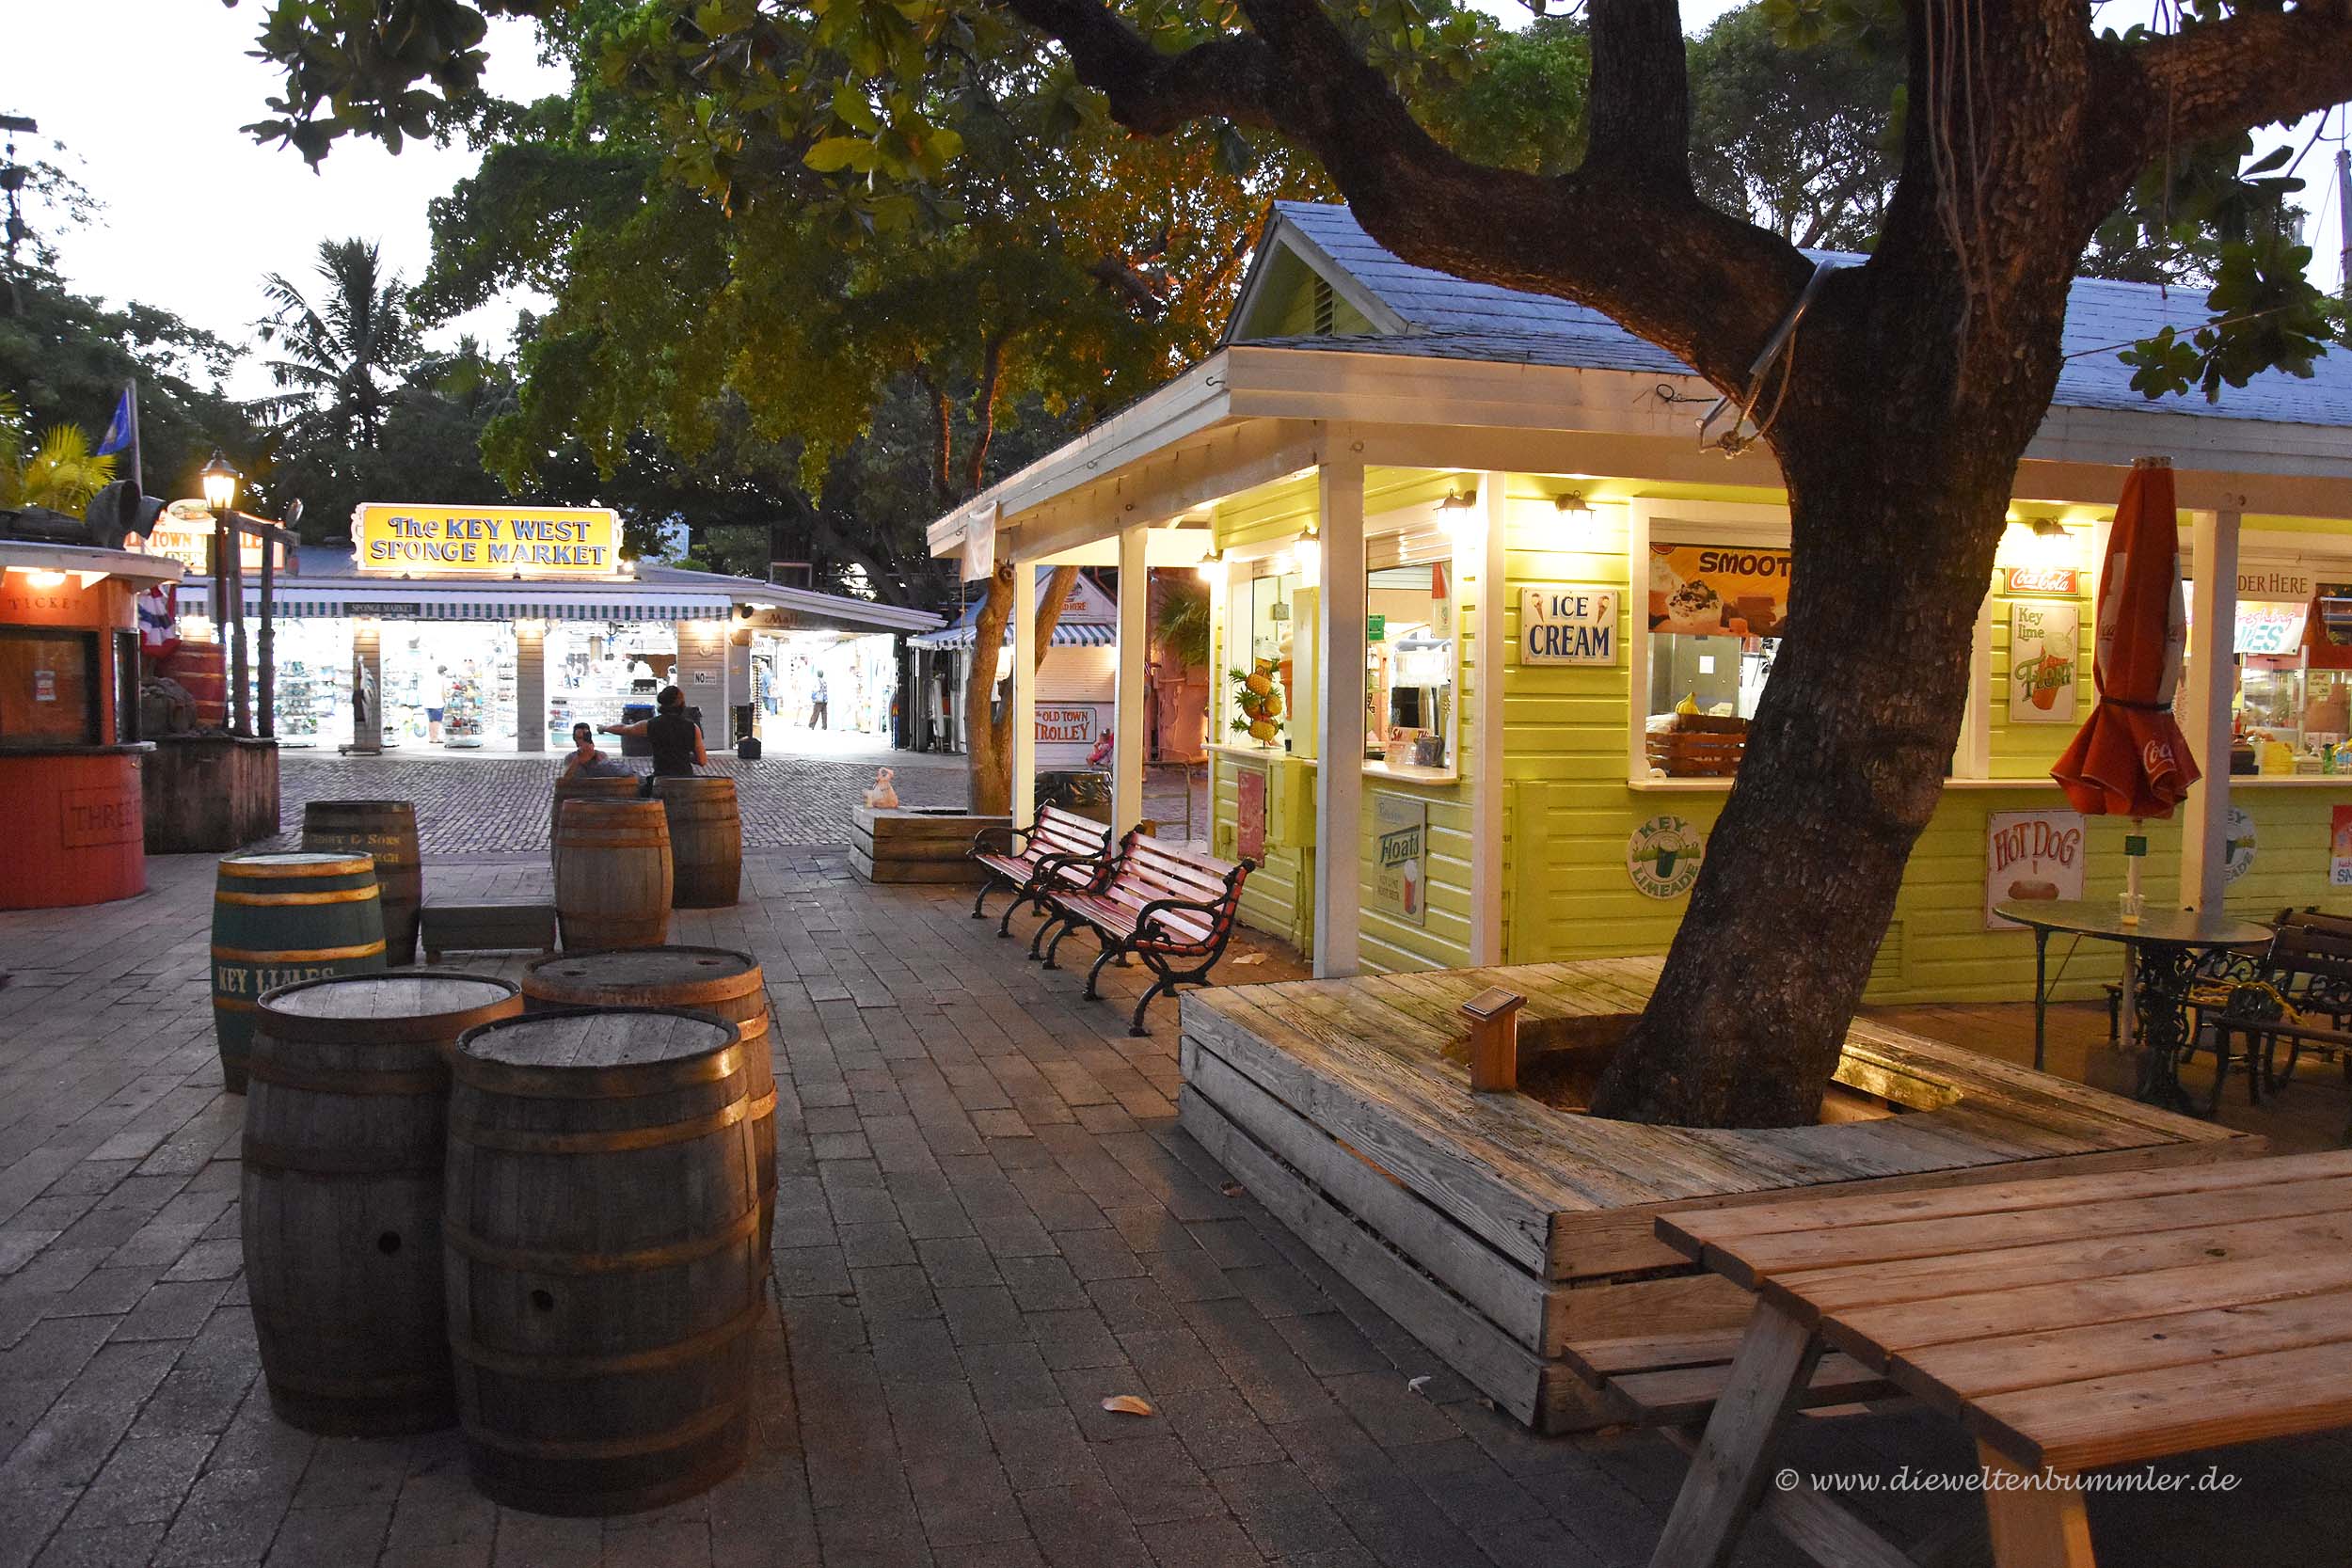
212 852 389 1092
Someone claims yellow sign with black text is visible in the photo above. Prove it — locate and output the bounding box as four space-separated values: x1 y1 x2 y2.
354 503 620 578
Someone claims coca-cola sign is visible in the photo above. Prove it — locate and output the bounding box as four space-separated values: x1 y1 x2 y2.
2003 565 2079 596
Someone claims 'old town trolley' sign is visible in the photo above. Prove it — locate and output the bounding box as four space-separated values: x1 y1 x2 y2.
354 502 621 578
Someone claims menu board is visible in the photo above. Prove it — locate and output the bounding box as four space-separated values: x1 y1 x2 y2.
1646 544 1791 637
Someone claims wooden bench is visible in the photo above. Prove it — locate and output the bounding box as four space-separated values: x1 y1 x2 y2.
2187 914 2352 1119
421 901 559 963
968 804 1114 938
1036 833 1253 1037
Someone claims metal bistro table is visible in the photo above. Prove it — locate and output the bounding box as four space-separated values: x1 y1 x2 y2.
1996 898 2269 1114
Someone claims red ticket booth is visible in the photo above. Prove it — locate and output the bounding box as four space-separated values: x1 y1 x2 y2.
0 541 184 909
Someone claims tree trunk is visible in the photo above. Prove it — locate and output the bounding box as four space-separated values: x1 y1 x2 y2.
1591 439 2011 1126
962 562 1082 816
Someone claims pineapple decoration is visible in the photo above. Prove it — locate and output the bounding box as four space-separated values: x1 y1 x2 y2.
1230 657 1285 746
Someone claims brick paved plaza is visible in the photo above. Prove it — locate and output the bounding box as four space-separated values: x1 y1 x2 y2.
3 846 2348 1567
264 752 1206 856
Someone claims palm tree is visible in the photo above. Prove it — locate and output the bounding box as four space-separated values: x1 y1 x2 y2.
252 239 419 448
0 398 115 511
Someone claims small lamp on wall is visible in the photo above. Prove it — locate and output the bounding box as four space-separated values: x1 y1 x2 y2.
1196 549 1224 584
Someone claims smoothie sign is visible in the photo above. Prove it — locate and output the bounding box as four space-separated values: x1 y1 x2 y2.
355 503 619 578
1647 544 1791 637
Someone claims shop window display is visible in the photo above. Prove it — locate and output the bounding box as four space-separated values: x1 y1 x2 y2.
1232 568 1298 747
1364 561 1456 776
1643 542 1790 778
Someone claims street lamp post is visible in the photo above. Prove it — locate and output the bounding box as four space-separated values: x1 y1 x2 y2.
200 451 248 735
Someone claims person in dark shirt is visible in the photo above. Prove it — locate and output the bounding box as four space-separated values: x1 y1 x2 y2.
601 686 707 780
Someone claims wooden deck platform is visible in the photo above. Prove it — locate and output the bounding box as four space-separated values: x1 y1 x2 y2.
1178 957 2260 1432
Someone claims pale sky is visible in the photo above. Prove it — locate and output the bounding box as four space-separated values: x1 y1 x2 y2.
2 0 2341 416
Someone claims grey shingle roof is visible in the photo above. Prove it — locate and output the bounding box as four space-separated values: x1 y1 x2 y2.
1272 200 2352 429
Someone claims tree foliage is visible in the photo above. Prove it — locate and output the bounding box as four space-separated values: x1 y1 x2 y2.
0 267 250 501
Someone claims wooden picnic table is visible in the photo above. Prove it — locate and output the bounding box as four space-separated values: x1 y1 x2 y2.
1645 1148 2352 1568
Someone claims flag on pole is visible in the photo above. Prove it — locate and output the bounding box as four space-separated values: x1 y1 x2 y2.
94 387 135 455
93 382 142 491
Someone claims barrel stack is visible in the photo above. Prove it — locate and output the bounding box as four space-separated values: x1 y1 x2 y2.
520 947 778 1264
302 800 425 965
242 972 521 1435
653 776 743 909
444 1008 763 1514
551 800 673 950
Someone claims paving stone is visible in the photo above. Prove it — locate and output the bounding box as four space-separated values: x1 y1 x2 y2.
30 1520 170 1568
63 1434 216 1529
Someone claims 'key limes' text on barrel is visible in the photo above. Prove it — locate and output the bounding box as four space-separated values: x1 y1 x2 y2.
211 853 388 1092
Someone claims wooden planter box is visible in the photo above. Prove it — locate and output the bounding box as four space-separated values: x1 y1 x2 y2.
1179 958 2258 1433
144 736 280 853
850 808 1010 884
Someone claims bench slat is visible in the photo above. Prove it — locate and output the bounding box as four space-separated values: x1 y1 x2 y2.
1604 1353 1893 1426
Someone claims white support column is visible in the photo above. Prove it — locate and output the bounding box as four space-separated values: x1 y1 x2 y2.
2179 509 2240 913
1470 472 1508 965
515 622 547 752
1315 458 1367 978
350 619 383 755
1012 560 1039 828
1114 524 1150 834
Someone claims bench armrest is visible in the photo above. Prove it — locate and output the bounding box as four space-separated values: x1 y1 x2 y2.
1133 895 1228 949
971 823 1028 856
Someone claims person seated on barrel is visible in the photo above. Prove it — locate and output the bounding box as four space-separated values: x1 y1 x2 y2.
559 721 633 782
600 686 707 792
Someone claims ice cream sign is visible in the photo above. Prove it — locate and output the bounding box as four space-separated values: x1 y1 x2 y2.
1648 544 1791 637
1520 585 1619 665
354 503 619 578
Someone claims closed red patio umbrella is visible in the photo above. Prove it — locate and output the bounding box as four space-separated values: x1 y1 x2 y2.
2052 456 2201 823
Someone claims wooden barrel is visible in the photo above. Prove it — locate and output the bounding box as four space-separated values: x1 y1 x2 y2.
520 949 775 1261
444 1008 761 1515
552 800 672 952
243 972 521 1435
548 775 643 866
652 777 742 909
163 641 227 728
303 800 424 966
212 853 389 1093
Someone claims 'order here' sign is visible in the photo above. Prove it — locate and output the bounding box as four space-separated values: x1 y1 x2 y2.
355 503 620 578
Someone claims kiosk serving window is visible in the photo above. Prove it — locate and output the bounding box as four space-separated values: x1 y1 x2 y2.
1230 567 1298 747
1366 553 1456 776
0 628 99 749
1643 542 1791 778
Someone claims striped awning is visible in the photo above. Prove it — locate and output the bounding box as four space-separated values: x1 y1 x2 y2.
909 622 1116 651
175 581 731 623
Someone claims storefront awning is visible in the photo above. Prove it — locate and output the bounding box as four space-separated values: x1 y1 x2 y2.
175 580 733 623
908 622 1116 651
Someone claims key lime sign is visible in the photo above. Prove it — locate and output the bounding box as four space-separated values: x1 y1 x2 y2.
1627 815 1704 899
355 503 620 578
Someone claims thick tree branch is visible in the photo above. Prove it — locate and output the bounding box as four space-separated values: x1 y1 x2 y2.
965 336 1008 497
2114 2 2352 151
989 0 1811 393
